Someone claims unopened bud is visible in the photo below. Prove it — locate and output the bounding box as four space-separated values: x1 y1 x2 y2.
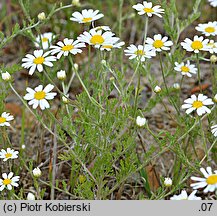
27 192 35 200
214 94 217 103
101 59 106 65
72 0 81 6
154 85 161 93
57 70 66 80
74 63 78 71
210 55 217 63
136 116 147 127
173 83 180 90
164 177 172 187
62 95 69 104
32 167 42 178
38 12 46 21
2 71 11 81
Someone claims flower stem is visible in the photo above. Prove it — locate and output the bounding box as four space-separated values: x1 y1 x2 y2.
196 53 202 93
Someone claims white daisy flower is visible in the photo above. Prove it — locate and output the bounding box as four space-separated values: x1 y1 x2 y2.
35 32 55 50
191 167 217 193
124 44 156 62
50 38 85 59
146 34 173 52
0 112 14 127
181 94 214 116
0 172 20 191
0 148 19 161
77 29 116 48
93 26 111 31
22 50 56 75
181 36 209 53
170 190 201 200
208 0 217 7
100 37 125 51
24 84 57 110
207 40 217 54
70 9 104 24
195 21 217 36
174 61 197 77
132 1 164 17
211 124 217 137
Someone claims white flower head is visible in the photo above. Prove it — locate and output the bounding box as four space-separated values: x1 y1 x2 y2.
22 50 56 75
182 94 214 116
170 190 201 200
57 70 66 80
211 124 217 137
208 0 217 7
100 38 125 51
2 71 11 81
50 38 85 59
191 167 217 193
0 112 14 127
132 1 164 17
124 44 156 62
70 9 104 24
77 29 116 49
136 116 147 127
164 177 172 187
27 192 35 200
174 60 197 77
0 148 19 161
146 34 173 52
181 36 209 53
206 40 217 54
0 172 20 191
195 21 217 36
24 84 57 110
35 32 55 50
33 167 42 178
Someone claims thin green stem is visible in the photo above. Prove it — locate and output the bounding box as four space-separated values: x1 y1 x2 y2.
196 53 202 93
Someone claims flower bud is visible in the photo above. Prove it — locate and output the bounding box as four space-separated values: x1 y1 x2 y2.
27 192 35 200
164 177 172 187
32 167 42 178
38 12 46 21
62 94 69 104
72 0 81 6
74 63 78 71
101 59 106 65
136 116 147 127
57 70 66 80
173 83 180 90
154 85 161 93
210 55 217 63
214 94 217 103
2 71 11 81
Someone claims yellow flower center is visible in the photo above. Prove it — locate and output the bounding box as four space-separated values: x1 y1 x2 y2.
181 66 190 72
135 50 144 55
153 40 164 48
5 153 12 158
144 8 154 13
192 100 203 108
191 41 203 50
82 17 93 23
205 27 215 33
33 57 45 65
62 45 74 51
34 91 46 100
0 117 6 123
206 174 217 185
42 37 48 42
103 45 113 49
90 35 105 45
3 178 12 185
